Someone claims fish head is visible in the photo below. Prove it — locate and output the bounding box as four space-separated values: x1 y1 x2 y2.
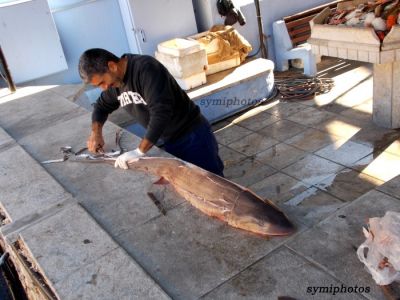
231 190 296 237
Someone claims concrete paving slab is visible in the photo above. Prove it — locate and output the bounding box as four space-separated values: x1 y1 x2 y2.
1 199 76 241
15 204 119 285
0 90 87 140
0 145 71 224
353 151 400 182
376 174 400 200
214 124 252 145
116 202 299 300
211 120 230 132
287 107 336 127
340 99 373 122
264 101 309 118
249 172 310 203
282 154 345 186
218 145 247 169
224 101 278 123
18 114 178 236
283 187 345 227
13 203 169 299
316 168 383 202
54 247 170 300
315 139 373 167
332 76 373 109
286 128 341 153
229 110 280 131
382 138 400 156
48 84 84 100
287 190 400 300
317 104 357 117
227 132 279 156
0 86 55 104
315 115 367 139
321 100 360 115
258 119 307 142
311 62 372 108
255 143 307 170
0 127 14 150
223 157 277 187
320 77 373 115
348 124 400 149
202 246 364 300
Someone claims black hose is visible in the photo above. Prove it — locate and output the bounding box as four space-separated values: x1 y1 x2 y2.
274 76 334 100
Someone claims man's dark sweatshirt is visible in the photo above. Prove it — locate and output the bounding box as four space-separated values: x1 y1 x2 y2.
92 54 203 144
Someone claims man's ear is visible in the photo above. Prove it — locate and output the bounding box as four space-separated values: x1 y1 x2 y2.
107 61 118 72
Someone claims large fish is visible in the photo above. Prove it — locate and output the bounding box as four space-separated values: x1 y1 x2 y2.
73 154 295 237
123 157 295 237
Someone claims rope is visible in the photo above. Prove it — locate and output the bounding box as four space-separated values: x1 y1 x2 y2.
274 76 335 100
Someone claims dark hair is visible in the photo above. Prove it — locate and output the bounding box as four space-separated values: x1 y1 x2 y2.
78 48 120 83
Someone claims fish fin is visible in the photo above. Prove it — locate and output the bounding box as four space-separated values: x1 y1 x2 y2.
154 177 169 185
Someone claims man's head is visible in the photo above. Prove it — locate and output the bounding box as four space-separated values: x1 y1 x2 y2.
78 48 126 91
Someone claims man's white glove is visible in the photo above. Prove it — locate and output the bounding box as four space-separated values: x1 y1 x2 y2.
114 148 144 170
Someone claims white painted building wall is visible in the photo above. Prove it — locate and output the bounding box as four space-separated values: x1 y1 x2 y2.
15 0 333 85
28 0 130 85
26 0 197 85
192 0 333 61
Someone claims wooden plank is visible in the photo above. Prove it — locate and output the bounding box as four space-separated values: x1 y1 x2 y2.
285 15 314 30
283 0 340 23
283 2 339 46
288 25 311 38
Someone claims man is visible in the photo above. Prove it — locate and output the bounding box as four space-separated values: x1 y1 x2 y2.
78 48 224 177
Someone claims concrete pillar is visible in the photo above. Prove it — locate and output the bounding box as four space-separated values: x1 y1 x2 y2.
373 61 400 129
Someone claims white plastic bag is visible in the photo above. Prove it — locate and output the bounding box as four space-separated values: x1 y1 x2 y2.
357 211 400 285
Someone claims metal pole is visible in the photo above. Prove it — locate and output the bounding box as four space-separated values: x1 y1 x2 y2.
254 0 267 59
0 46 16 93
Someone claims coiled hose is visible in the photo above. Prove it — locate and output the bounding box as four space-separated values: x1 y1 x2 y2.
273 76 335 101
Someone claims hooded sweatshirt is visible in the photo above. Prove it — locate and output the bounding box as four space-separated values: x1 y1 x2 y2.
92 54 203 144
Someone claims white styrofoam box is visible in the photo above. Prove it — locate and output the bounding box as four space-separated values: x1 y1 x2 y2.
155 49 207 78
157 38 201 57
175 72 206 90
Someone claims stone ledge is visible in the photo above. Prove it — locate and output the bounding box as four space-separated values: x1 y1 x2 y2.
0 144 72 226
3 203 170 300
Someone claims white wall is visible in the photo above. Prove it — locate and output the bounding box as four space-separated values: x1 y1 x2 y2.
192 0 333 61
26 0 130 85
0 0 68 84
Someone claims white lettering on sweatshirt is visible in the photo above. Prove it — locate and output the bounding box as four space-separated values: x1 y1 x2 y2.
118 92 147 107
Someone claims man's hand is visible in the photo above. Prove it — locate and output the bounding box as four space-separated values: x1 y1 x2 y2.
88 122 105 153
114 148 145 169
87 131 105 153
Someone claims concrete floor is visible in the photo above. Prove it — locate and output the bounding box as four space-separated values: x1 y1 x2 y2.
0 58 399 299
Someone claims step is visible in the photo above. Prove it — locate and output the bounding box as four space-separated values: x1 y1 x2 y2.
2 203 170 300
0 129 72 229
